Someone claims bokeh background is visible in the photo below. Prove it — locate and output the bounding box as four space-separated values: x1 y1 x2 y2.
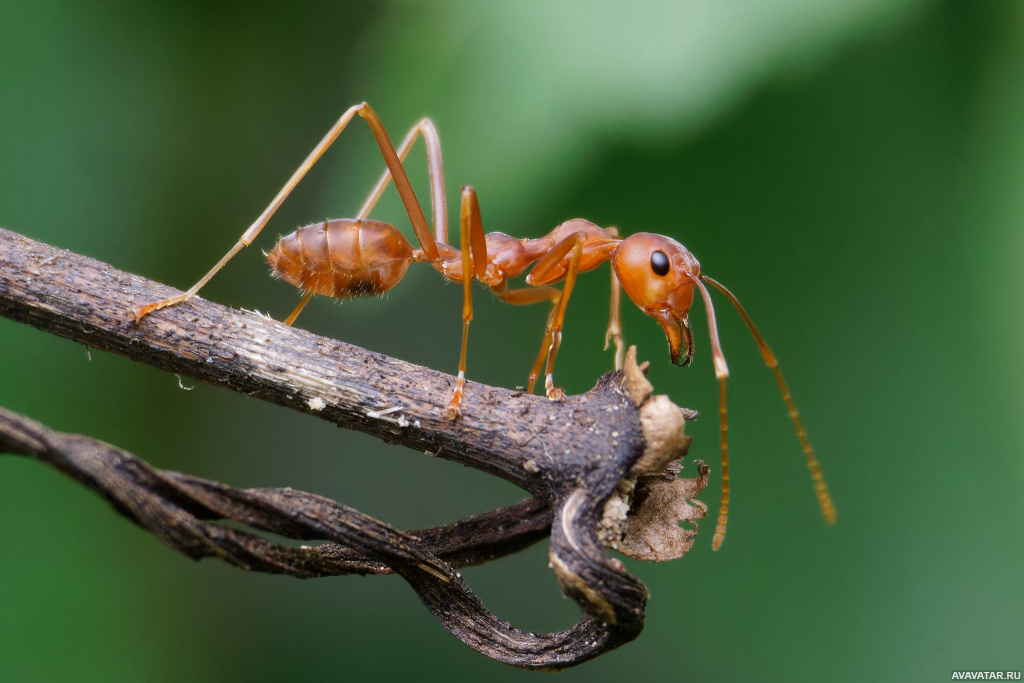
2 1 1022 681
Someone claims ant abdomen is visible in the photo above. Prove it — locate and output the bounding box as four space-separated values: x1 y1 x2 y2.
267 219 413 299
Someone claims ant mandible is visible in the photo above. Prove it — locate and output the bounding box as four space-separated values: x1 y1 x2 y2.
132 102 836 549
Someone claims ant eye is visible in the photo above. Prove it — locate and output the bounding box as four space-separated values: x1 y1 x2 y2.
650 250 670 276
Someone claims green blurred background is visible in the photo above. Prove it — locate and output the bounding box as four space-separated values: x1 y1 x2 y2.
2 1 1022 680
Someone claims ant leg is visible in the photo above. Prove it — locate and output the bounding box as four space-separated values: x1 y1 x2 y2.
540 239 586 399
283 291 313 326
133 102 436 320
599 227 625 370
525 232 587 400
133 103 365 320
493 284 561 306
355 105 438 261
701 275 837 526
488 281 561 390
444 186 488 420
287 118 448 328
604 270 625 370
357 118 448 244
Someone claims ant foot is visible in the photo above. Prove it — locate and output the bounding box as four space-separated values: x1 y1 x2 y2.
545 386 566 402
544 373 566 401
131 296 178 322
446 372 466 420
130 303 152 322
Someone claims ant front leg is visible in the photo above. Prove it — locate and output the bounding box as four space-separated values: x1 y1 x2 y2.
598 227 626 371
525 232 588 401
604 269 626 371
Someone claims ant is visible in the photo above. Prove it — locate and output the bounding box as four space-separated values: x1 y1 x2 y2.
132 102 836 549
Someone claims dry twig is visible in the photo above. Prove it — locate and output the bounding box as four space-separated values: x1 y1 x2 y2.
0 227 706 670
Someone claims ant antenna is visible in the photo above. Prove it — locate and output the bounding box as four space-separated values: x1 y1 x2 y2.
688 274 731 550
701 274 837 540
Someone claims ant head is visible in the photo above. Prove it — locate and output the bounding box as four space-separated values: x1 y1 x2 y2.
613 232 702 367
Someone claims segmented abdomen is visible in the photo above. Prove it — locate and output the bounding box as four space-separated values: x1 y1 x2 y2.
266 219 413 299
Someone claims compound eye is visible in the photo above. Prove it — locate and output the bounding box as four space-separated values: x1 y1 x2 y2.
650 250 670 276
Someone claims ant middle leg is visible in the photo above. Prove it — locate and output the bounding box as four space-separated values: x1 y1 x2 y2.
444 186 489 420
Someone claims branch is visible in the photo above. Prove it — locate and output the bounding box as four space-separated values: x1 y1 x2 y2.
0 226 706 670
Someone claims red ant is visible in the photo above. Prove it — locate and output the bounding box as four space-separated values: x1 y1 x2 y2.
132 102 836 549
